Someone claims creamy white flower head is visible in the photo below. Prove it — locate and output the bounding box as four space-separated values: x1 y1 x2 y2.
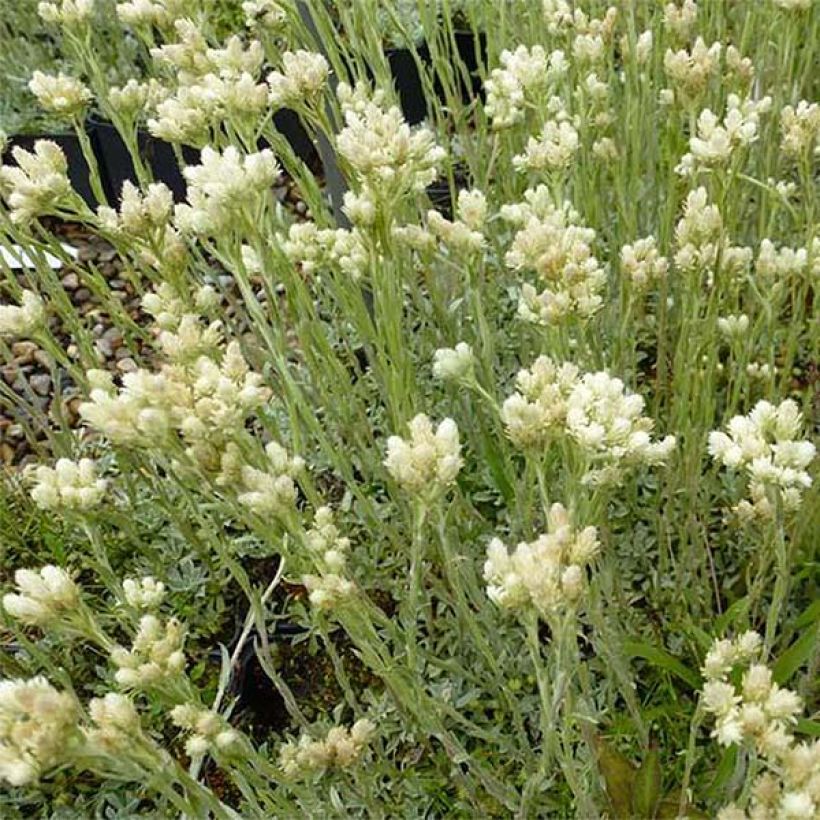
717 314 750 340
170 704 241 758
38 0 93 24
84 693 142 753
0 291 46 338
0 141 73 224
29 71 92 117
620 237 668 290
780 101 820 158
709 400 815 517
3 565 79 627
484 504 599 616
237 441 304 517
502 356 580 448
433 343 474 381
174 147 279 236
0 677 78 785
663 37 721 103
673 186 724 271
505 190 606 324
513 117 579 172
268 50 329 107
110 614 186 690
302 573 356 610
384 414 463 495
336 92 445 197
278 719 375 778
243 0 287 30
123 577 166 609
663 0 698 40
26 458 107 511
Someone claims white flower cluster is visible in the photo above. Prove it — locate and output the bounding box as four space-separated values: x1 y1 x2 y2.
426 189 487 253
335 85 446 201
98 181 174 237
169 704 241 758
513 113 580 173
267 50 329 108
110 614 186 689
673 186 723 272
780 100 820 159
503 186 606 324
663 38 722 104
384 414 463 495
28 71 92 118
141 282 218 331
108 78 167 121
26 458 107 511
116 0 186 29
84 692 142 754
236 441 304 518
502 357 676 481
175 147 279 236
0 290 46 337
663 0 698 41
677 95 771 176
79 341 270 472
433 342 474 382
123 577 166 609
278 719 376 778
484 46 568 129
501 356 580 449
708 400 815 519
282 222 370 279
0 677 78 786
702 633 819 820
755 237 818 283
620 236 669 291
717 314 750 340
38 0 93 25
301 507 355 610
484 503 599 616
0 141 73 224
3 565 79 627
564 371 677 484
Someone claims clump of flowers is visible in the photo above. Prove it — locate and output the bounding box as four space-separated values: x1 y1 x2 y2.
109 615 186 690
708 400 816 518
0 678 79 786
235 441 305 518
37 0 93 25
503 186 606 324
501 356 580 449
426 188 487 253
565 372 677 484
484 46 568 129
2 566 80 627
663 37 722 105
384 414 463 495
620 237 669 291
169 705 241 757
484 504 600 616
701 633 819 819
301 507 355 610
0 290 46 337
28 71 92 118
26 458 107 511
267 50 329 108
83 693 144 755
779 100 820 158
673 186 724 272
432 342 475 382
0 141 74 224
122 577 166 609
513 112 580 173
278 719 376 778
335 84 446 202
281 221 370 279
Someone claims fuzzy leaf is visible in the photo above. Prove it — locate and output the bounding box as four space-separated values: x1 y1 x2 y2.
623 640 701 690
773 626 819 684
633 746 662 818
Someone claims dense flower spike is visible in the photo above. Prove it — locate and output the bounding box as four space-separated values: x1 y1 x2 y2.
110 615 186 689
484 504 599 616
0 678 79 786
709 400 815 518
267 50 329 108
384 414 463 495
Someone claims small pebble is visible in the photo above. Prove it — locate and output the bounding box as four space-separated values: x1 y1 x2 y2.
30 374 52 396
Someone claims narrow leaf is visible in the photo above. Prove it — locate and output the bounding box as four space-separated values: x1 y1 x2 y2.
772 626 819 684
594 736 637 820
633 746 662 818
623 641 702 690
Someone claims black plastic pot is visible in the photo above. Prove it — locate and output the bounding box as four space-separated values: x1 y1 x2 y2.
91 122 196 204
387 31 488 125
4 132 98 209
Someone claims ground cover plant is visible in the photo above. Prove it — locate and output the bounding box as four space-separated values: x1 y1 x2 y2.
0 0 818 817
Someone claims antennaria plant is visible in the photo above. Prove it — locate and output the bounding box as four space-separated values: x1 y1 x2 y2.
0 0 817 816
